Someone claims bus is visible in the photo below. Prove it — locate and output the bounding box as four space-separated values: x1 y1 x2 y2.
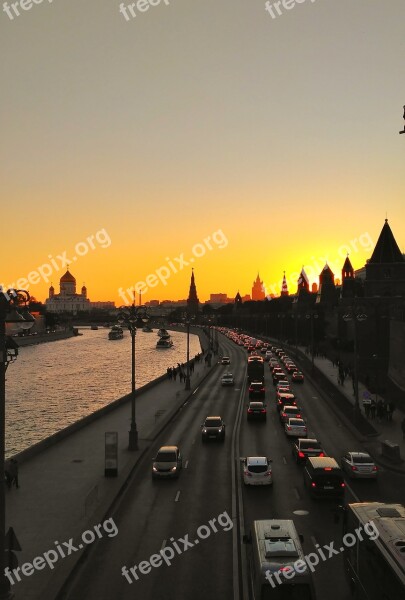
244 519 316 599
342 502 405 599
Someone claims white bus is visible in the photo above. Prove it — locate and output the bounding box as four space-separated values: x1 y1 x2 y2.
342 502 405 600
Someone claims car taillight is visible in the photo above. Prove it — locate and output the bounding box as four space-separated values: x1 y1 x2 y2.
351 466 358 471
372 466 378 471
264 471 272 477
319 452 325 457
341 482 345 488
248 409 253 413
311 482 316 487
287 426 291 431
261 388 265 392
281 413 286 418
296 414 301 418
303 427 307 432
298 451 305 458
244 470 252 477
261 409 266 413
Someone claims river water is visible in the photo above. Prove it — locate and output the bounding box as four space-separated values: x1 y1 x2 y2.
5 328 201 456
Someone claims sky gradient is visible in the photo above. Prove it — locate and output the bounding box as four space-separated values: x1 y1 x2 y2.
2 0 404 303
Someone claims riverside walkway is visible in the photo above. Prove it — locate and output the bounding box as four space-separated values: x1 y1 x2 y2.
5 330 217 600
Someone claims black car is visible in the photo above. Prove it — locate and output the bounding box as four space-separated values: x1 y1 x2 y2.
247 401 267 421
248 381 265 399
201 416 226 442
292 438 325 464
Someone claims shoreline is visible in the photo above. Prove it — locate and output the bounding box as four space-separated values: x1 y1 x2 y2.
14 329 77 347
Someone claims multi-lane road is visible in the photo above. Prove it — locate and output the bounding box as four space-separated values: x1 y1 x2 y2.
60 333 405 600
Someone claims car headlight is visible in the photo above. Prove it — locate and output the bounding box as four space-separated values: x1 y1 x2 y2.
170 466 177 472
152 466 158 472
202 428 207 433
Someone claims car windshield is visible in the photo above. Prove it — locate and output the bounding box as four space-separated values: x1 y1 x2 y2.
248 464 268 473
156 452 176 462
205 419 222 427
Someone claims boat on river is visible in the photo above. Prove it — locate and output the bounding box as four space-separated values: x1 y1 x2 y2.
156 335 173 349
157 328 169 337
108 326 124 340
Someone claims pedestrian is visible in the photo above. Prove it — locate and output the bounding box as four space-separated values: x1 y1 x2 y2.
388 401 395 422
167 367 172 380
370 399 376 420
4 461 12 489
173 368 177 381
179 372 183 383
402 417 405 440
9 458 19 488
363 398 371 418
376 400 384 423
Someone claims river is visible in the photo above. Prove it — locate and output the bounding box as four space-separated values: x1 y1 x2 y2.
5 327 201 456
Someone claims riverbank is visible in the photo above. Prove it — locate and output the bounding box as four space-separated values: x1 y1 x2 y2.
14 329 77 347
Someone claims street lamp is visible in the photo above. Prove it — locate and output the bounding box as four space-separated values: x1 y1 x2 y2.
183 313 194 391
117 303 149 451
305 312 319 373
0 289 34 599
342 309 367 422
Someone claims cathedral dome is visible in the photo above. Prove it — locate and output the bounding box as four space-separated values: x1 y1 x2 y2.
60 270 76 284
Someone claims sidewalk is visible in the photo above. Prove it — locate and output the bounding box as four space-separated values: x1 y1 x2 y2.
297 347 405 473
5 331 218 600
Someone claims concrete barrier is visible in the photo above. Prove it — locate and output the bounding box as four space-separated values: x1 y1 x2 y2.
381 440 402 463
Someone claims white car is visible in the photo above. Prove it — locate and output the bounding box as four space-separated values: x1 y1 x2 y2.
285 418 307 438
341 452 378 479
243 456 273 485
221 372 234 386
221 356 231 365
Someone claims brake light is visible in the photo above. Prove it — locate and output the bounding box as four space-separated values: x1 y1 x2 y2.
319 452 325 457
324 467 332 471
296 414 301 418
287 426 291 431
372 466 378 471
264 471 272 477
281 413 286 418
311 482 316 487
248 409 253 413
244 470 252 477
351 466 358 471
298 451 305 458
341 482 345 487
261 409 266 413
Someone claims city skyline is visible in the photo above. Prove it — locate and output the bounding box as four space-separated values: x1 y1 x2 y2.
2 1 404 304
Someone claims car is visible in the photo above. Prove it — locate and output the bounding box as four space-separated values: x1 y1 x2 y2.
292 371 304 383
152 446 182 479
221 372 234 386
285 418 307 437
292 438 325 464
273 371 288 385
247 401 267 421
221 356 230 365
249 381 265 399
285 363 297 373
303 457 345 499
242 456 273 485
201 416 226 442
279 405 302 424
276 392 297 411
276 382 291 393
340 452 378 479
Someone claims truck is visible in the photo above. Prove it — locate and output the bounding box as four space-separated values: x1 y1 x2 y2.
247 356 264 383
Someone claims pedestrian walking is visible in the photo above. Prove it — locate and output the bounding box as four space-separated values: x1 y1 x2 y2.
363 398 371 418
370 399 376 420
9 458 19 488
376 400 384 423
388 401 395 422
173 368 177 381
402 417 405 440
167 367 172 380
4 461 12 489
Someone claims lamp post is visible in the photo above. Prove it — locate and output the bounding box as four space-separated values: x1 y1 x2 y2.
183 313 193 391
117 303 149 451
0 289 34 599
342 309 367 422
305 312 319 373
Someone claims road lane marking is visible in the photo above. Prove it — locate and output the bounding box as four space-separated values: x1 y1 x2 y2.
344 481 360 502
293 487 300 500
184 460 189 469
192 387 199 395
283 457 287 465
175 490 181 502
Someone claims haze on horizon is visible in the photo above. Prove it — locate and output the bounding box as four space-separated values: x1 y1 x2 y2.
1 0 404 304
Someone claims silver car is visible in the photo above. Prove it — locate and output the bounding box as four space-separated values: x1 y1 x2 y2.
285 418 307 438
152 446 182 479
341 452 378 479
243 456 273 486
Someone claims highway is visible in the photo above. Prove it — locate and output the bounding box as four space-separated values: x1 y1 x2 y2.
60 332 405 600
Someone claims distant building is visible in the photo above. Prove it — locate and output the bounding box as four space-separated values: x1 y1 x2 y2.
89 301 116 310
145 300 160 307
252 273 266 300
46 270 91 313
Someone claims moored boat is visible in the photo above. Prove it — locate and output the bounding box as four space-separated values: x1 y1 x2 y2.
157 328 169 337
156 335 173 349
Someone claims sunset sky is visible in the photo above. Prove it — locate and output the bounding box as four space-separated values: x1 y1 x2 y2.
2 0 404 304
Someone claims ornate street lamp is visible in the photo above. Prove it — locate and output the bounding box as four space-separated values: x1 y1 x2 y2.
342 309 367 422
183 313 194 391
0 289 34 599
305 312 319 373
117 303 149 451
